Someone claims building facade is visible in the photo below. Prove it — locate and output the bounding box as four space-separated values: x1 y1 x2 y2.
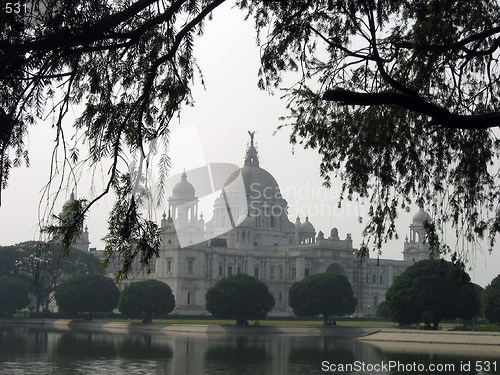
109 136 433 316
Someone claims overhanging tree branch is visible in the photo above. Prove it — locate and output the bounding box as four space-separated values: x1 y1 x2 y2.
394 25 500 53
322 88 500 129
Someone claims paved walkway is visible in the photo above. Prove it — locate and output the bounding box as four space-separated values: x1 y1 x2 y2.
360 328 500 345
1 319 377 336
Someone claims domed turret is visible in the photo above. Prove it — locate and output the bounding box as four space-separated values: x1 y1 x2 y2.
412 207 431 224
300 216 315 234
295 215 302 230
168 171 199 224
296 216 316 244
404 207 434 262
65 190 75 204
172 171 195 200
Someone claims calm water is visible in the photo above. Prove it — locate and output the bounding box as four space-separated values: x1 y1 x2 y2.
0 326 498 375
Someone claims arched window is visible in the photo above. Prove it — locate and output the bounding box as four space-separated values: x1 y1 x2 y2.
242 231 246 241
326 263 346 277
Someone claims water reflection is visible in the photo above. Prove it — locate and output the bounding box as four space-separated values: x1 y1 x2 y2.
285 337 355 374
117 335 173 359
0 326 498 375
0 327 50 359
204 335 272 375
369 341 500 375
55 332 118 359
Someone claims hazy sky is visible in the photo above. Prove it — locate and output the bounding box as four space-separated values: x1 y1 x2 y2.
0 2 498 287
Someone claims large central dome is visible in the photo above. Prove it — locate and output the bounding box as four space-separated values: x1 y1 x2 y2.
224 165 281 199
223 138 282 201
205 133 297 246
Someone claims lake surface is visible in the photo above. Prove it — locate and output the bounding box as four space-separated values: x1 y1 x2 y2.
0 326 498 375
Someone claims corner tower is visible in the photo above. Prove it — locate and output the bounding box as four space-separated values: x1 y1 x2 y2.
403 207 434 262
165 172 204 247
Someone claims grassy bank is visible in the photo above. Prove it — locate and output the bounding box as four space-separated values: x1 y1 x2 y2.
451 323 500 332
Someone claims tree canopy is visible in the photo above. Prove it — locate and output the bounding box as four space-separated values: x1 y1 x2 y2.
0 275 30 316
118 279 175 322
288 272 357 323
55 274 120 317
0 241 104 311
385 259 479 327
205 274 275 323
481 274 500 324
0 0 498 277
248 0 500 262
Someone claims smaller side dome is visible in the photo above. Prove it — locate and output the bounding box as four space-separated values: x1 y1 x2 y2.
62 189 76 211
295 215 302 231
412 207 430 224
172 171 195 199
299 216 315 233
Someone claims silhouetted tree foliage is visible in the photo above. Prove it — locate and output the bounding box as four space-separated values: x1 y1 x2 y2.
385 259 479 327
0 275 30 316
481 274 500 324
118 279 175 322
1 0 498 277
464 283 484 323
205 274 275 324
55 274 120 318
0 241 103 312
288 272 357 324
246 0 500 263
102 174 161 280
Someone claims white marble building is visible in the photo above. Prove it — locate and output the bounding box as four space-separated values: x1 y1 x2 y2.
107 135 433 316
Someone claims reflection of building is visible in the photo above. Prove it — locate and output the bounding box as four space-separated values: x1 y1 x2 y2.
110 135 434 315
